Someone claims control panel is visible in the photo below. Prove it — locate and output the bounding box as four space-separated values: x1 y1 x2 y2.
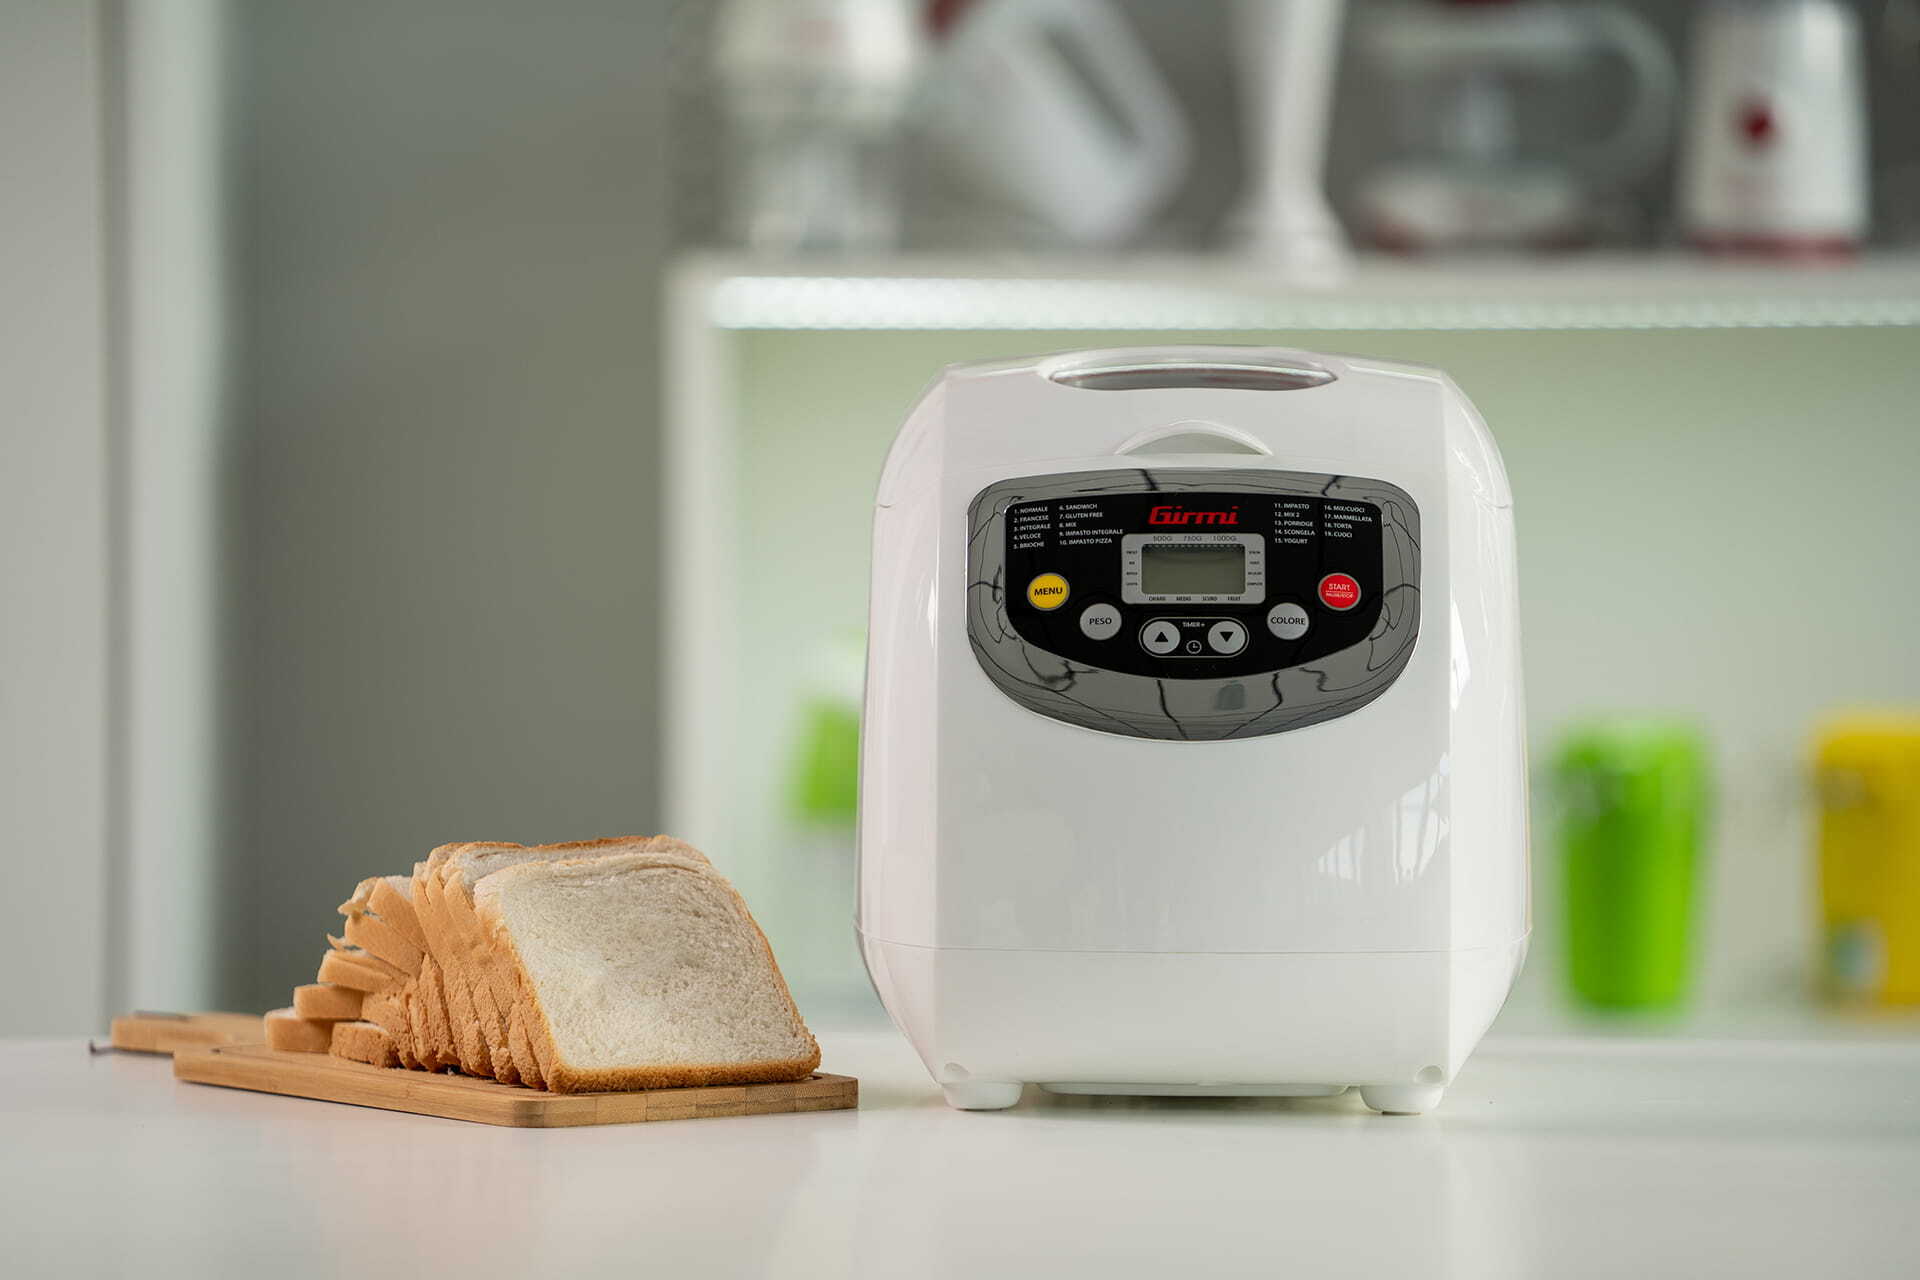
1002 489 1386 682
965 468 1422 741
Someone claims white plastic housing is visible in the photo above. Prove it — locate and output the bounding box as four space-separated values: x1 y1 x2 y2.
858 346 1528 1111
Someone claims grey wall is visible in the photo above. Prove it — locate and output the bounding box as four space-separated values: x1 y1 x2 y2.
222 0 675 1010
0 0 112 1034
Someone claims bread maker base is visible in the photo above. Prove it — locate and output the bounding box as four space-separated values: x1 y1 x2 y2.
861 933 1529 1113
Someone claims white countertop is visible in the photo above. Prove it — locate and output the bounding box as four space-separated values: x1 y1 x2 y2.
7 1027 1919 1278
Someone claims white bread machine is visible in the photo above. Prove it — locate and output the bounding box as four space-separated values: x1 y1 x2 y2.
858 346 1528 1113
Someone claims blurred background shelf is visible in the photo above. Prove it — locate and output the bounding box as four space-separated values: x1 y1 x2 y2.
686 251 1920 332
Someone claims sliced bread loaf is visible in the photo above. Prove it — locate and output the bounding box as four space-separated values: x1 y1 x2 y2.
474 853 819 1093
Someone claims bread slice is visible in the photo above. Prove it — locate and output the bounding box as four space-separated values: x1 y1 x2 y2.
438 852 518 1083
338 876 378 919
475 853 819 1093
369 876 427 949
317 948 402 993
343 911 423 975
415 846 517 1076
360 989 419 1069
398 860 452 1071
330 1019 399 1068
325 935 408 979
504 841 714 1091
338 875 426 974
331 874 429 1064
292 982 364 1021
413 953 454 1071
339 874 428 953
431 837 686 1086
264 1007 333 1054
506 1002 545 1089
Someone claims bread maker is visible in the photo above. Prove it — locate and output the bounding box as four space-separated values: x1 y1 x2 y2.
858 346 1528 1113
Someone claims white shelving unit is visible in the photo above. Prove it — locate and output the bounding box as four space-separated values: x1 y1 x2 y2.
691 251 1920 332
660 252 1920 1015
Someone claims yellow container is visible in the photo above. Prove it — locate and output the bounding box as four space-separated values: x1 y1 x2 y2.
1816 715 1920 1004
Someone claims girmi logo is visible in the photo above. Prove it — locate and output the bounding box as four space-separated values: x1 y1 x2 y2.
1148 505 1240 526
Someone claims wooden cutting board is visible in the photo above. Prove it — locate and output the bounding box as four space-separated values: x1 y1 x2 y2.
174 1043 858 1128
110 1011 264 1055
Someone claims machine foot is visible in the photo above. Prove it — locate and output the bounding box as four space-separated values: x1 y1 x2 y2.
1359 1084 1444 1115
941 1081 1023 1110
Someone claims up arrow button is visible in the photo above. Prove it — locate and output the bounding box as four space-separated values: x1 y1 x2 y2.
1140 622 1181 655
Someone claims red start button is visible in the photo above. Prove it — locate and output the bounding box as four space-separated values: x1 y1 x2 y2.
1318 572 1361 611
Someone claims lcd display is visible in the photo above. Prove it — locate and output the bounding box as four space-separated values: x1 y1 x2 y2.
1140 543 1246 596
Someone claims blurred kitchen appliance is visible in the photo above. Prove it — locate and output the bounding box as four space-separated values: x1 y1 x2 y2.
712 0 923 252
859 345 1528 1113
1678 0 1869 254
924 0 1189 247
1227 0 1349 273
1554 720 1709 1012
1356 0 1676 250
1816 716 1920 1004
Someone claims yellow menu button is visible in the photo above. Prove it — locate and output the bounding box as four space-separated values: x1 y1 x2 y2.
1025 573 1070 610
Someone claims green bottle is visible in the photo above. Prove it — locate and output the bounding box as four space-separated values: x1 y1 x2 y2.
1554 720 1710 1011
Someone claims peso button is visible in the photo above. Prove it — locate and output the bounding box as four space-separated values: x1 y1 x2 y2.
1026 573 1070 611
1078 603 1122 640
1266 602 1310 640
1318 573 1361 611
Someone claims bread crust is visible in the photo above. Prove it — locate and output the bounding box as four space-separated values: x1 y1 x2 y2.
477 854 821 1094
545 1056 822 1093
